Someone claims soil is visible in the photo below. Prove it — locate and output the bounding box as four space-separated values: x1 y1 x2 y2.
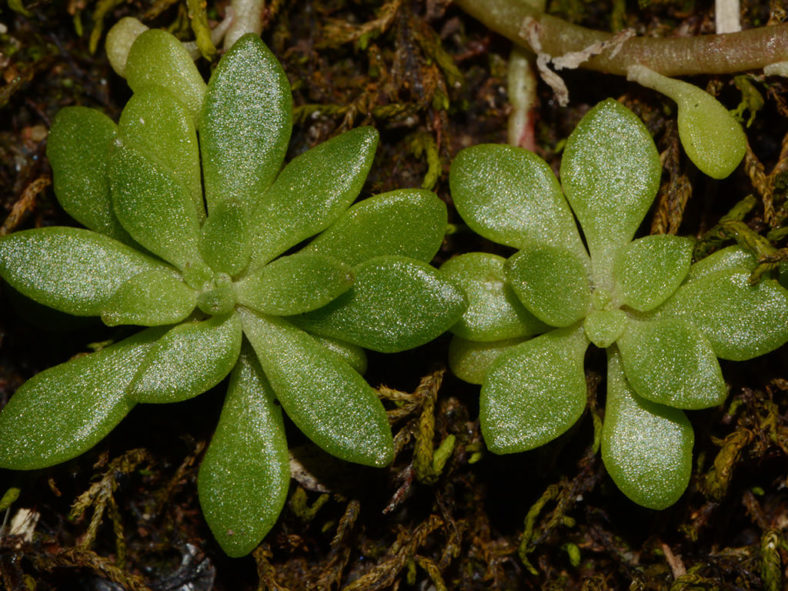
0 1 786 590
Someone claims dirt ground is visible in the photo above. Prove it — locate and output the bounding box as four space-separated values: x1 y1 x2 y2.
0 1 786 589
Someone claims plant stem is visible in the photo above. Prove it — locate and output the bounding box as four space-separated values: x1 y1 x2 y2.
454 0 788 76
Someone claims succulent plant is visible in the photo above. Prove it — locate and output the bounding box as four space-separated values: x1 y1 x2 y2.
443 98 788 510
0 31 466 556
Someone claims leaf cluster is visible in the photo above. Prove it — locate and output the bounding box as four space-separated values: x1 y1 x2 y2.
444 99 788 509
0 30 466 556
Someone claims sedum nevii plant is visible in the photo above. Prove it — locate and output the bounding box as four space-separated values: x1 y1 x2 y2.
0 31 466 556
443 99 788 510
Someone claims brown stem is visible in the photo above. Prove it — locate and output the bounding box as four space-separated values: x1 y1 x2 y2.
454 0 788 76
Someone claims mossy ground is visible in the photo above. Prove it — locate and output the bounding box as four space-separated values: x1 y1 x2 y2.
0 1 786 589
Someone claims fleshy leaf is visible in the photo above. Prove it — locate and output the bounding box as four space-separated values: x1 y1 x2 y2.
449 144 585 259
617 318 726 409
480 327 589 453
583 309 628 348
657 268 788 360
0 227 169 316
101 269 196 326
0 328 164 470
304 189 447 267
236 253 353 316
560 99 661 278
109 140 204 271
441 252 547 341
46 107 131 242
240 309 393 467
247 127 379 266
199 34 292 215
614 235 694 312
684 246 755 283
199 199 251 276
124 29 207 121
129 314 243 403
313 335 368 374
506 244 591 328
198 349 289 558
118 87 204 221
628 65 746 180
448 336 523 385
292 255 467 353
602 348 694 510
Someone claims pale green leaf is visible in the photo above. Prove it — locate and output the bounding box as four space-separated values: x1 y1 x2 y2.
657 268 788 360
292 255 466 353
602 348 693 510
0 328 165 470
199 34 292 215
480 327 589 453
118 87 204 221
199 199 251 276
449 144 585 259
240 309 393 467
125 29 207 121
614 235 694 311
198 349 289 558
247 127 378 266
506 244 591 328
236 253 353 316
684 246 755 283
628 65 746 179
129 314 243 403
617 318 726 409
441 252 547 341
101 269 196 326
448 336 523 385
109 140 204 271
303 189 447 267
583 309 628 348
46 107 131 242
0 227 170 316
560 99 661 278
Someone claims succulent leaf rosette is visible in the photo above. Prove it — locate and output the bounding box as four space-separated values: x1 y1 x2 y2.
0 31 466 556
443 99 788 510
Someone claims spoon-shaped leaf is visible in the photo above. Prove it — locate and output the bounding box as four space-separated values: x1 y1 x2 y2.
656 268 788 360
448 336 523 385
628 65 746 179
109 140 204 271
129 314 243 403
506 244 591 328
119 87 204 221
614 235 694 312
684 246 755 284
200 34 292 215
125 29 207 121
0 227 170 316
303 189 447 267
247 126 379 266
441 252 547 341
481 326 589 453
617 318 726 409
449 144 586 259
198 349 289 558
602 348 693 510
292 255 467 353
47 107 131 243
240 309 393 467
560 99 661 281
101 269 196 327
0 328 165 469
236 253 354 316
